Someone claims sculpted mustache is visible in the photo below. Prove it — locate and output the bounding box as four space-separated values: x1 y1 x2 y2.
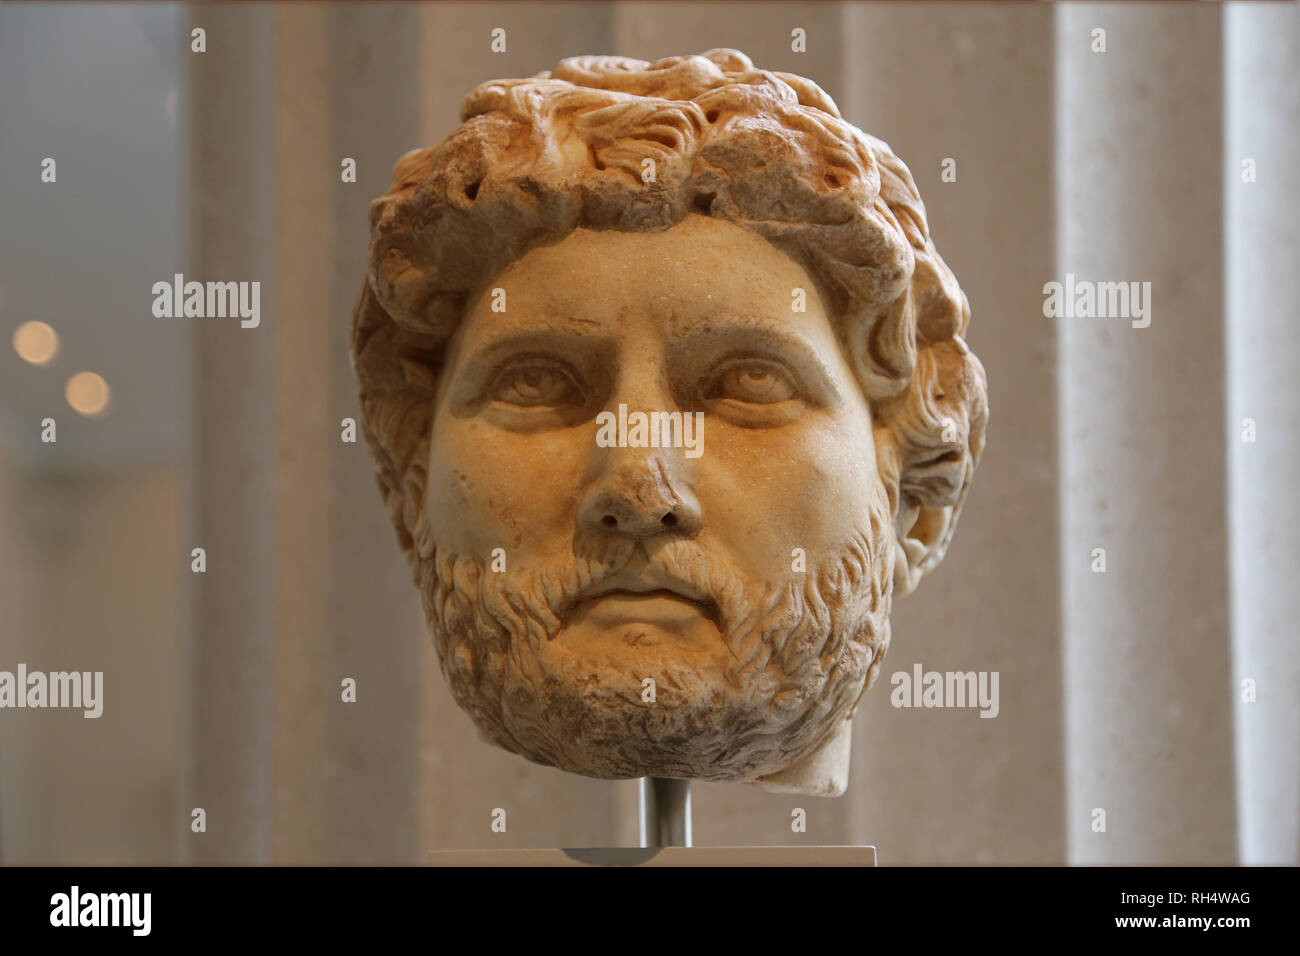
491 536 842 675
629 546 748 621
430 524 880 687
465 535 754 644
565 538 753 631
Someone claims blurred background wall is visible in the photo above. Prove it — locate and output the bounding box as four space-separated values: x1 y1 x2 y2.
0 1 1295 864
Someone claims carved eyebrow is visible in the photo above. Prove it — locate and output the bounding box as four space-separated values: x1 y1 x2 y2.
667 319 844 402
448 324 616 406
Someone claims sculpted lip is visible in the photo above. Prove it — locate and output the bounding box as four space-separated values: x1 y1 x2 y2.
570 569 719 629
579 589 715 628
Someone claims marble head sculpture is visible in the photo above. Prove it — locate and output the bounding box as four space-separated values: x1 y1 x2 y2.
351 49 987 795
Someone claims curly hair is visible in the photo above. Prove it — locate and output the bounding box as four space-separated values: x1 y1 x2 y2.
351 48 987 596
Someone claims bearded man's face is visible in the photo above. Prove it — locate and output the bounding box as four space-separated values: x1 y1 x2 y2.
418 214 896 785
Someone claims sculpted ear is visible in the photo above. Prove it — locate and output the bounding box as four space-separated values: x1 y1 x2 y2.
884 338 988 598
894 497 955 597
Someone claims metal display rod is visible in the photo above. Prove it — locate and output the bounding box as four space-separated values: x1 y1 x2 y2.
638 777 692 848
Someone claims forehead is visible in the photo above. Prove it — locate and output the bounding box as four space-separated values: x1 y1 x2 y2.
454 215 841 350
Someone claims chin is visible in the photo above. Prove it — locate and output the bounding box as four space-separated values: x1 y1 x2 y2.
427 591 885 783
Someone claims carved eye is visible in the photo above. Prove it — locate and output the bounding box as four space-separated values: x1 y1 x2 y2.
489 360 582 408
705 359 798 405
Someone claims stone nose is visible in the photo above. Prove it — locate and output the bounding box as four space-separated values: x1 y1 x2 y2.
577 452 702 538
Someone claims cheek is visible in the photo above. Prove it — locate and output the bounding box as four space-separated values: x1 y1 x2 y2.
698 410 879 577
425 417 587 556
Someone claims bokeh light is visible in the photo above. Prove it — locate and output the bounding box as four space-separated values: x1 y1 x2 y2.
65 370 111 417
12 320 60 366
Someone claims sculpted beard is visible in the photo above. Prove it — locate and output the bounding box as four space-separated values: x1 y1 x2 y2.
414 485 896 782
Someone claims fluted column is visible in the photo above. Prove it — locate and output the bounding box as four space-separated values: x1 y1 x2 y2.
1057 3 1235 863
189 3 429 863
186 3 276 863
1225 2 1300 866
267 2 431 864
